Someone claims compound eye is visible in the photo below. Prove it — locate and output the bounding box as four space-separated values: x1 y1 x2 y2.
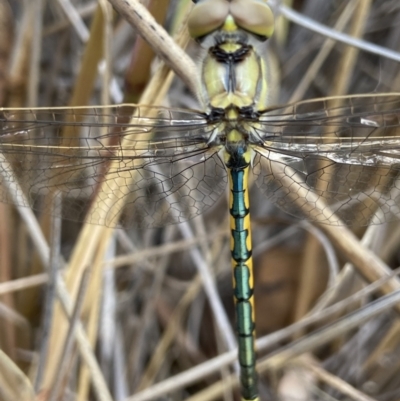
188 0 229 39
231 0 274 39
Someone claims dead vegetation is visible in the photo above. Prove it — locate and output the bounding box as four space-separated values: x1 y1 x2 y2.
1 0 400 400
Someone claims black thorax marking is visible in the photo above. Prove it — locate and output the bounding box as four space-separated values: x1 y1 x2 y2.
209 44 252 92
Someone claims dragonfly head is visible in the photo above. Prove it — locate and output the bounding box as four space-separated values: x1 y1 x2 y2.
188 0 275 42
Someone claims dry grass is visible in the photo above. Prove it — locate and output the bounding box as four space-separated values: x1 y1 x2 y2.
1 0 400 400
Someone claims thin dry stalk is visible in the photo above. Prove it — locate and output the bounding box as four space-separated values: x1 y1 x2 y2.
294 0 373 324
48 269 90 401
27 0 44 106
109 228 228 268
34 195 62 392
128 268 400 400
175 288 400 401
7 1 34 107
0 274 48 295
137 276 203 390
108 0 199 94
67 5 106 107
288 0 358 103
124 0 170 102
0 0 13 104
294 355 377 401
42 1 198 391
0 350 35 401
75 230 112 401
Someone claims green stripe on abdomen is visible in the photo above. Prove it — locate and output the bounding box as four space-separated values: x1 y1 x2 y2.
229 166 258 401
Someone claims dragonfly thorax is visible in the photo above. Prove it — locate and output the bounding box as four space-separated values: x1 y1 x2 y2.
200 30 270 114
189 0 274 117
205 103 264 146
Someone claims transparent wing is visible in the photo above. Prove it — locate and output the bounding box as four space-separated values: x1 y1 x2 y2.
0 105 227 228
253 94 400 225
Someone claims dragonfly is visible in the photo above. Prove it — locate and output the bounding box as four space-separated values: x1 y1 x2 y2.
2 0 400 399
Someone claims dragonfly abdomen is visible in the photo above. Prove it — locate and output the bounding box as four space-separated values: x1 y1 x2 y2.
227 153 258 400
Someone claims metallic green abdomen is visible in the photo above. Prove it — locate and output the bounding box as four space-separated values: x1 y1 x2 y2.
229 164 258 400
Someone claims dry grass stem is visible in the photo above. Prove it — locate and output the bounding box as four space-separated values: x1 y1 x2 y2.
108 0 199 94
